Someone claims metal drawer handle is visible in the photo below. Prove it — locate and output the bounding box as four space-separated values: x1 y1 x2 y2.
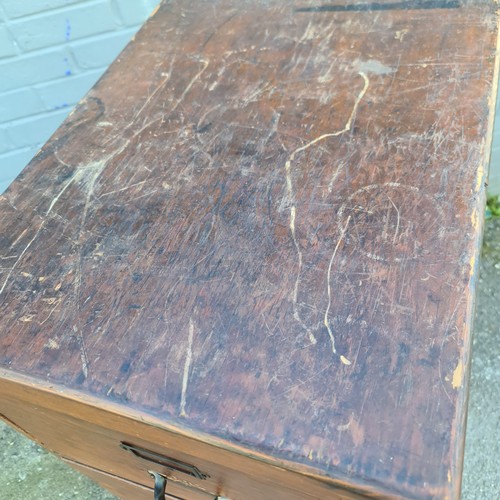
149 471 167 500
149 471 229 500
120 442 209 480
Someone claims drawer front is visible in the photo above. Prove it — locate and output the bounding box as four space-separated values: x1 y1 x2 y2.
63 458 208 500
1 401 221 498
0 378 365 500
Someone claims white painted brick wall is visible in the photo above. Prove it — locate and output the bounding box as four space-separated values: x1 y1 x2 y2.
0 0 159 193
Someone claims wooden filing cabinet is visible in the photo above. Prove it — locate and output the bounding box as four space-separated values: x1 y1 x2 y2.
1 1 499 498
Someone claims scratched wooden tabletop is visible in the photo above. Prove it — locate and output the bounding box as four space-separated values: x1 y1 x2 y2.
0 1 498 498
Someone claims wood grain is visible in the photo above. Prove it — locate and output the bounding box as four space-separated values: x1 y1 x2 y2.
63 459 201 500
0 372 365 499
0 0 498 498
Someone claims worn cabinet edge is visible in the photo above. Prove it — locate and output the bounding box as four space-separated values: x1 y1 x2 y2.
453 9 500 500
0 367 402 499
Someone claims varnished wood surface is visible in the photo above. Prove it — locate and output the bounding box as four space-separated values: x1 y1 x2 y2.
64 458 201 500
63 461 179 500
0 372 364 500
0 1 498 498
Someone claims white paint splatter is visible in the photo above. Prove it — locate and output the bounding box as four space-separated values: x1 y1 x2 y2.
283 72 369 356
180 318 195 417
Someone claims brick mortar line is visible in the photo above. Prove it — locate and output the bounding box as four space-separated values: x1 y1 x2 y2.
3 0 108 24
0 24 142 65
0 104 77 130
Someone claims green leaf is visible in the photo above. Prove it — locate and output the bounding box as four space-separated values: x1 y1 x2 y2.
486 195 500 217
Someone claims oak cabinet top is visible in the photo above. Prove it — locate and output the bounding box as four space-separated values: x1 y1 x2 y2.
1 1 498 498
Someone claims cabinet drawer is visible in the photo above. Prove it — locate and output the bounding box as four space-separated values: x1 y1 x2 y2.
63 458 211 500
1 397 219 497
0 381 362 500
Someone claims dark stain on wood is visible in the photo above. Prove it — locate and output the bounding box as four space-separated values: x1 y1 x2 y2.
296 1 462 13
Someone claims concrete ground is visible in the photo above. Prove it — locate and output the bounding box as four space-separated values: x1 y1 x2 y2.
461 216 500 499
0 219 499 500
